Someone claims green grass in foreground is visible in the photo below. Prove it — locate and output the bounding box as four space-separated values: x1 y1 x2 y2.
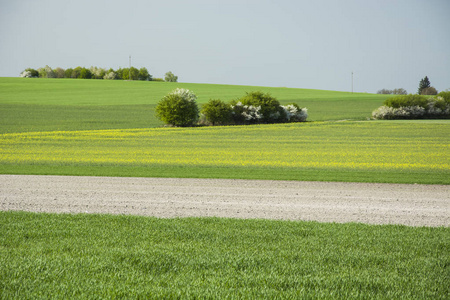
0 78 389 133
1 211 448 299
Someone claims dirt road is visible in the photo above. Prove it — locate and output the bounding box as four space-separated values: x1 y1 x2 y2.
1 175 448 227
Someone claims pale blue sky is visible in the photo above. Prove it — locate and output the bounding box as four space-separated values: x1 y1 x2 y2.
1 0 449 93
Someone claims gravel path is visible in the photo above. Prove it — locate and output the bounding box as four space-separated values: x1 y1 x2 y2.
1 175 449 227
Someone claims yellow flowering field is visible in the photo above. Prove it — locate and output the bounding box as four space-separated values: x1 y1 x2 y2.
1 121 449 180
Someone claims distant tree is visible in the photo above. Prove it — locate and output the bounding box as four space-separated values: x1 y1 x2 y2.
392 88 407 95
71 67 82 78
45 65 55 78
79 67 92 79
20 68 39 78
64 68 73 78
121 68 129 80
116 68 124 80
90 66 106 79
103 70 117 80
54 67 65 78
38 65 55 78
138 67 152 81
165 71 178 82
418 76 431 94
129 67 139 80
377 89 393 94
421 86 438 95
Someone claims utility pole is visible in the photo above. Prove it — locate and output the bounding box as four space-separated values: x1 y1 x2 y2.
351 71 353 93
129 55 132 81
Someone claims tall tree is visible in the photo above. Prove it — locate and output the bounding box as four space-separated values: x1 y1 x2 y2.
418 76 431 94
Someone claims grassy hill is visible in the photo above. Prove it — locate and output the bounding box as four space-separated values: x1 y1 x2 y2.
0 77 388 133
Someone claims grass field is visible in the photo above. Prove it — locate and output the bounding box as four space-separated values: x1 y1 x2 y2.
1 78 449 298
1 211 448 299
0 77 388 133
1 78 449 184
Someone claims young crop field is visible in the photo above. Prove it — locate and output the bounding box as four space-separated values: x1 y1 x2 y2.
1 211 448 299
1 120 449 184
1 78 449 298
0 77 388 133
1 78 448 184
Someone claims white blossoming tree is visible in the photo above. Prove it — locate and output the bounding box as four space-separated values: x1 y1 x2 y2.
372 94 450 119
156 88 199 126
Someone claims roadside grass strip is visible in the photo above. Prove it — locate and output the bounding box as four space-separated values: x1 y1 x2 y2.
1 121 448 183
1 211 448 299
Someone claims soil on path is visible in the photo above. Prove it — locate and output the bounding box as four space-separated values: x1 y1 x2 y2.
1 175 448 227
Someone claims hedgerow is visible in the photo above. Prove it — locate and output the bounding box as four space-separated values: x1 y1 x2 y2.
372 94 450 119
157 90 308 127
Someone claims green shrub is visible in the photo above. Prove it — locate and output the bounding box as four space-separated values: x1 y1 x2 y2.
237 91 286 123
437 91 450 103
373 94 450 120
201 99 233 125
152 78 164 82
383 94 428 108
155 88 199 127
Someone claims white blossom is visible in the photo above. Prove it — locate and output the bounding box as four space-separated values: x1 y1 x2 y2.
20 71 32 78
281 105 307 122
103 72 117 80
170 88 197 102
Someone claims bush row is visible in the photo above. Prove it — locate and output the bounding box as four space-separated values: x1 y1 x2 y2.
156 89 308 127
372 92 450 119
20 66 178 82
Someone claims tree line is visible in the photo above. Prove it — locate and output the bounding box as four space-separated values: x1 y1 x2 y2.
20 66 178 82
377 76 440 95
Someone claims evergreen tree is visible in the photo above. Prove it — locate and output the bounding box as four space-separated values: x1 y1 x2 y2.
418 76 431 94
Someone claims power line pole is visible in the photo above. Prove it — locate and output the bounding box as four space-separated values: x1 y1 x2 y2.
351 71 353 93
129 55 132 81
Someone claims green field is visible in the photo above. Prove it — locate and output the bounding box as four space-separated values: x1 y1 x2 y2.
1 78 449 298
1 120 449 184
1 78 449 184
1 211 448 299
0 77 388 133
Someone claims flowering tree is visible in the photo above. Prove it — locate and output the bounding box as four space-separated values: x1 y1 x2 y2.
281 104 308 122
155 88 199 126
372 94 450 119
20 68 38 78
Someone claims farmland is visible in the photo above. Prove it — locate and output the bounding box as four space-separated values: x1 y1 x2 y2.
1 77 449 298
1 77 449 184
1 211 449 299
1 120 449 184
0 77 387 133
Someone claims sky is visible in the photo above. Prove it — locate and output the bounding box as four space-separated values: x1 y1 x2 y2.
1 0 449 93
